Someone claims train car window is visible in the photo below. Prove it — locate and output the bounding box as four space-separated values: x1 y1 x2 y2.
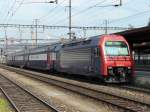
94 48 100 57
62 44 65 48
105 41 129 56
82 40 91 45
71 42 80 46
62 42 81 48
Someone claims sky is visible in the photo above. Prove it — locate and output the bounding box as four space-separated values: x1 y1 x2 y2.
0 0 150 42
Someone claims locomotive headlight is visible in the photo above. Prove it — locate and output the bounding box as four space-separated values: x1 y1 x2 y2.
128 67 131 69
108 67 113 75
108 67 112 69
127 67 131 74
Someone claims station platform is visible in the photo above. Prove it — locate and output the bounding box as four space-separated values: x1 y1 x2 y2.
134 70 150 89
134 64 150 88
135 65 150 71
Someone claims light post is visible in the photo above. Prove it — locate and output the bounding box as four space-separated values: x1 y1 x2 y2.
69 0 72 39
4 27 8 55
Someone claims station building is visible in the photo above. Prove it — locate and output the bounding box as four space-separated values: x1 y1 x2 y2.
117 26 150 69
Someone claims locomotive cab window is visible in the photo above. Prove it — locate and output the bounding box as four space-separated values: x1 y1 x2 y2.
94 48 100 57
105 41 129 56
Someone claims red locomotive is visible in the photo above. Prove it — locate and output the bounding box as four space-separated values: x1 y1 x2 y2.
99 35 134 82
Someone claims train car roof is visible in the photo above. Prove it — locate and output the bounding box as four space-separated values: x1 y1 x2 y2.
7 34 121 56
61 36 100 50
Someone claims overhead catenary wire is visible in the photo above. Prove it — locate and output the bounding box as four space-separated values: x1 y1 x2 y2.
0 0 15 23
80 1 150 28
3 0 17 24
41 0 94 24
6 0 25 24
39 0 66 21
49 0 137 27
72 6 114 27
108 9 150 25
47 0 114 26
1 0 149 38
74 1 131 27
51 0 107 25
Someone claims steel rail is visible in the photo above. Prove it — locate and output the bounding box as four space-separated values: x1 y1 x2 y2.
1 65 150 112
0 87 20 112
120 85 150 94
0 73 59 112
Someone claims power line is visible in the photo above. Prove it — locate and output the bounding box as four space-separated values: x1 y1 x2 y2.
93 3 150 27
71 6 115 26
6 0 25 24
3 0 17 24
51 0 107 25
73 0 138 27
0 0 16 22
50 0 131 26
52 0 120 26
0 38 59 41
39 0 66 21
41 0 94 24
18 1 57 4
109 9 150 25
34 19 39 46
52 0 122 27
0 23 130 30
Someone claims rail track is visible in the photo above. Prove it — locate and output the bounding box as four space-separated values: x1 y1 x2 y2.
0 73 59 112
106 83 150 95
1 65 150 112
119 85 150 94
0 88 15 112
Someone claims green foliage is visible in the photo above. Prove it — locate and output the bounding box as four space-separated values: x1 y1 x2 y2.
0 98 12 112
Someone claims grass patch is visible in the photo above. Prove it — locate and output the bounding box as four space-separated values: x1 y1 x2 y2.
0 98 12 112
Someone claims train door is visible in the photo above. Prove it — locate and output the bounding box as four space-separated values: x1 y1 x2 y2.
47 48 52 70
54 45 61 72
92 47 101 77
49 53 54 70
47 48 56 71
24 54 28 67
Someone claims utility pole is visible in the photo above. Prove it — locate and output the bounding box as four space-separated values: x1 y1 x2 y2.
148 17 150 26
31 27 34 48
114 0 122 7
18 26 22 43
34 19 39 46
4 27 8 54
0 48 2 56
120 0 122 6
69 0 72 39
104 20 108 34
83 29 87 38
